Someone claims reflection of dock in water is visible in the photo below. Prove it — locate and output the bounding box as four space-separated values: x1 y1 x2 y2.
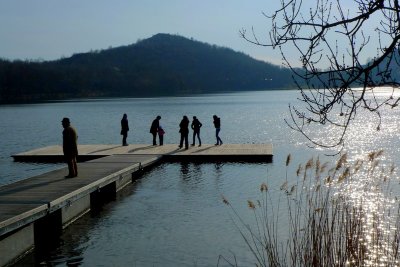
2 144 272 266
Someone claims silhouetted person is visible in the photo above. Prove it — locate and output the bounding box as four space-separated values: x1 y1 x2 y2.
150 115 161 145
62 117 78 178
120 113 129 146
179 115 190 149
191 116 202 147
213 115 223 145
158 124 165 146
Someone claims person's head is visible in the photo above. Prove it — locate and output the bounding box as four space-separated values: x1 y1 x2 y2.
62 117 70 128
123 113 127 119
183 115 188 120
193 116 197 120
213 115 217 119
157 115 161 120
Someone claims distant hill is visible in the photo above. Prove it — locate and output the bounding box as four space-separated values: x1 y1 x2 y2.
0 33 296 104
369 51 400 85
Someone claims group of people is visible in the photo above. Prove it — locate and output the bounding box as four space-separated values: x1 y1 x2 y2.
176 115 203 149
60 114 223 178
126 114 223 149
152 115 223 149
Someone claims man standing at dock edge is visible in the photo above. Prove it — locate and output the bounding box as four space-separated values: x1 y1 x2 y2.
121 113 129 146
62 117 78 178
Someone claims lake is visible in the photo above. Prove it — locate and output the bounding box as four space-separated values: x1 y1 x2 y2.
1 89 400 266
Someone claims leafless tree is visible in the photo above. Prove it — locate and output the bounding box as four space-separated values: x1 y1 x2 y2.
241 0 400 148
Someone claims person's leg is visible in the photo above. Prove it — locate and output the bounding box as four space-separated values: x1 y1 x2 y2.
218 130 223 145
152 133 157 145
72 157 78 177
122 134 127 146
192 132 196 146
179 133 184 148
197 131 201 146
159 135 163 146
65 156 76 177
215 129 220 145
185 132 189 149
67 159 73 177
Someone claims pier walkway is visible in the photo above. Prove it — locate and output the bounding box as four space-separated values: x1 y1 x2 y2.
12 143 273 162
1 144 272 266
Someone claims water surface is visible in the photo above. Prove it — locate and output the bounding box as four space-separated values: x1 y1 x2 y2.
2 90 400 266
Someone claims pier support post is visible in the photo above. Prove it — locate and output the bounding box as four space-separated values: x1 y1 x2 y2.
90 182 117 211
34 209 62 253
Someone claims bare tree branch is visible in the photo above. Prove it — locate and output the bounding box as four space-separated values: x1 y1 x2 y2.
242 0 400 148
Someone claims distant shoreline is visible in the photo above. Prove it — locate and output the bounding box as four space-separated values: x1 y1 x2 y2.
0 88 297 105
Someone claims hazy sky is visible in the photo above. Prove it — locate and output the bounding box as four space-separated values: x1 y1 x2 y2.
0 1 285 65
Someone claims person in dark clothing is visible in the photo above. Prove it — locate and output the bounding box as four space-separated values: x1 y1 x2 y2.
191 116 202 147
213 115 223 145
179 115 190 149
120 113 129 146
158 124 165 146
62 117 78 178
150 115 161 145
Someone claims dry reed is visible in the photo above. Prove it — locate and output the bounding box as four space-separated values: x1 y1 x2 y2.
220 151 400 267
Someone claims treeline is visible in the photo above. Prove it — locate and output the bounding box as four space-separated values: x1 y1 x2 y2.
0 33 297 104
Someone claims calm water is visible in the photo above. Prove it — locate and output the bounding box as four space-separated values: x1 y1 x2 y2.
1 90 400 266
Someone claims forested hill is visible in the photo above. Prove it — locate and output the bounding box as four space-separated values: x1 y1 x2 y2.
0 33 295 104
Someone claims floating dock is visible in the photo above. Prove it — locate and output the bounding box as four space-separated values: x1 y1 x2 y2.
11 143 273 163
1 144 272 266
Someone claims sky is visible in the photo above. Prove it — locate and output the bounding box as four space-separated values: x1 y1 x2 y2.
0 1 285 65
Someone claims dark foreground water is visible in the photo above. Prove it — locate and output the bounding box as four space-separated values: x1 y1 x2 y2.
1 90 400 266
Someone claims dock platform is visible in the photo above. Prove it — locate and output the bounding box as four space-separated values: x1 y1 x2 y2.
1 144 272 266
11 143 273 163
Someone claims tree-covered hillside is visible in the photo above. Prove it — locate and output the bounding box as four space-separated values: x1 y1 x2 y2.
0 33 295 104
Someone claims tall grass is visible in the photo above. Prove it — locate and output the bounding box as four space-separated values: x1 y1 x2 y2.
221 151 400 266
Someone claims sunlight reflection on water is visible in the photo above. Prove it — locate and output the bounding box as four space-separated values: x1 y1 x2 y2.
279 87 400 265
334 153 400 266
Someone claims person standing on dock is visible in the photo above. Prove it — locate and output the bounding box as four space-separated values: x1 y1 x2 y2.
179 115 190 149
213 115 223 145
120 113 129 146
62 117 78 178
191 116 202 147
158 124 165 146
150 115 161 145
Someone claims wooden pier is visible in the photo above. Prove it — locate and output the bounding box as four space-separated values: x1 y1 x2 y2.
12 143 273 162
1 144 272 266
